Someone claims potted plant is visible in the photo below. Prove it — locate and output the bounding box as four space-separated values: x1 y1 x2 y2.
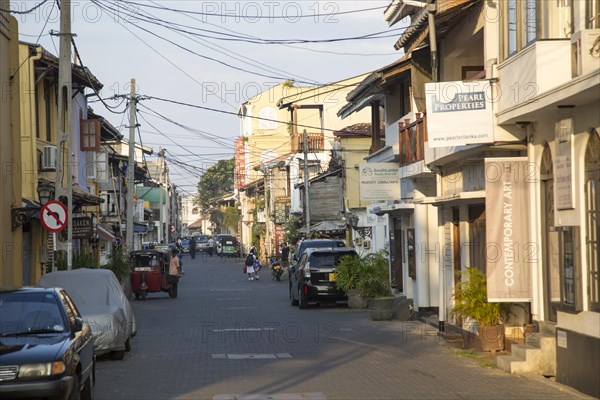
336 254 368 309
451 267 511 352
358 251 395 320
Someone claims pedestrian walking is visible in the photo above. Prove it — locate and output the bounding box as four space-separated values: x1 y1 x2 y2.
168 247 182 298
189 236 196 259
244 246 258 281
280 242 290 272
207 236 215 257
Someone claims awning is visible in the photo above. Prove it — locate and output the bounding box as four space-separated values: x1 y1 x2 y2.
369 203 415 216
137 186 168 204
425 190 486 207
299 220 347 233
97 225 116 241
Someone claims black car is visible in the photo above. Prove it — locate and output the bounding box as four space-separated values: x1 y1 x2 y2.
0 288 95 400
290 248 358 308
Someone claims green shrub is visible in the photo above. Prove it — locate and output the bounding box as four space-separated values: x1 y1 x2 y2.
451 267 511 327
337 250 392 298
104 249 130 283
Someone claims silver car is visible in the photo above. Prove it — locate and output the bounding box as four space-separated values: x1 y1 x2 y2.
38 268 137 360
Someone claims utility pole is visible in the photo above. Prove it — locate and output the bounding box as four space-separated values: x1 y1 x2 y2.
126 79 136 254
158 147 164 243
303 129 310 236
55 0 72 269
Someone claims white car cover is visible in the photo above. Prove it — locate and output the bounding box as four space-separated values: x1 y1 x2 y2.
38 268 137 356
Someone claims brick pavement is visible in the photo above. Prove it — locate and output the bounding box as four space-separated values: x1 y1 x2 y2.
94 254 593 400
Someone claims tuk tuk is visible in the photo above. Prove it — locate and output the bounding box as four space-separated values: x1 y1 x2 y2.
217 235 239 257
130 248 172 300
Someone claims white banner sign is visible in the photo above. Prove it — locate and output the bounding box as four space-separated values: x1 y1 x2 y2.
359 163 400 201
425 80 494 148
485 158 531 302
555 118 574 210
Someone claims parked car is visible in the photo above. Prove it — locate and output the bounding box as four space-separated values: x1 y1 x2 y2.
0 287 95 400
292 238 347 266
290 247 358 308
38 268 137 360
193 234 210 252
179 238 191 254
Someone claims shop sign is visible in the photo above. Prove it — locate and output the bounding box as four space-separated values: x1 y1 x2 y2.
555 118 574 210
485 158 531 302
72 217 93 239
359 163 400 201
425 80 494 148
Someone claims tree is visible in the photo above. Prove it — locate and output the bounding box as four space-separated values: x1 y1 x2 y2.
197 159 235 211
223 206 241 233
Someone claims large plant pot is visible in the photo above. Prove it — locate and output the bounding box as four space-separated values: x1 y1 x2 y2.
347 289 368 309
367 297 395 321
477 324 505 352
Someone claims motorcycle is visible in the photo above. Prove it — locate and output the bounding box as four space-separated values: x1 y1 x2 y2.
271 257 283 281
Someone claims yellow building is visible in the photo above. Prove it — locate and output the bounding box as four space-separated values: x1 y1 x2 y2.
0 3 23 288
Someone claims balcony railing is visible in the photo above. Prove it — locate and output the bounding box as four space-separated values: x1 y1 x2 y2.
399 114 427 166
292 132 325 153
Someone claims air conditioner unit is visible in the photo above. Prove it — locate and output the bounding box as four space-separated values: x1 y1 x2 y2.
42 146 57 170
571 29 600 77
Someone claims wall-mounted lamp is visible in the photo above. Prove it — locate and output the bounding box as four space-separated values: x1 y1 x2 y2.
11 182 55 230
515 121 531 129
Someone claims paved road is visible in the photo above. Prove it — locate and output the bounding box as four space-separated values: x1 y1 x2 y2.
95 254 591 400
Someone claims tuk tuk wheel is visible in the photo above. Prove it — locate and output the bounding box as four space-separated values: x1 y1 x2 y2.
141 290 147 301
135 293 140 300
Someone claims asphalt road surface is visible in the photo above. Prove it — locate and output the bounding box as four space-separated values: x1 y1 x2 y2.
94 253 592 400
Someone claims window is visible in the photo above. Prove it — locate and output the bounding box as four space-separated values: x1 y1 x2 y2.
80 119 101 151
558 227 582 312
468 205 486 273
585 130 600 311
586 0 600 29
501 0 572 60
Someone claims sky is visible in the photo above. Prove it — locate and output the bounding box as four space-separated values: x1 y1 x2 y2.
13 0 404 195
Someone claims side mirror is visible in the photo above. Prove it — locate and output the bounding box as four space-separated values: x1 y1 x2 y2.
72 317 84 332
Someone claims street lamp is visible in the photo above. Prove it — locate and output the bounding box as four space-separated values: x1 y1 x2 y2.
37 183 54 205
348 213 359 229
11 182 56 230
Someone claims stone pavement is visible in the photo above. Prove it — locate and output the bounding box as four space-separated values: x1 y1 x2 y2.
94 253 594 400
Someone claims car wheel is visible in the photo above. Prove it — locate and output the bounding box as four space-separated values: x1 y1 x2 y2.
125 337 131 352
110 350 125 361
290 284 298 306
70 373 81 400
298 286 308 309
81 373 93 400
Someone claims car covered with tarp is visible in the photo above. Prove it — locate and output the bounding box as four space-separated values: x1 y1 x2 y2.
37 268 137 360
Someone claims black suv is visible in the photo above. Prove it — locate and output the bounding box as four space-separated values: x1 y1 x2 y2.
290 247 358 308
292 238 347 265
0 287 95 400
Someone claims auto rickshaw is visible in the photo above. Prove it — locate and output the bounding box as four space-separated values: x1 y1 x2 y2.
130 248 172 300
217 235 239 257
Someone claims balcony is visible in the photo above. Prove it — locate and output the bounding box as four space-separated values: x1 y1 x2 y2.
399 114 427 166
291 132 324 153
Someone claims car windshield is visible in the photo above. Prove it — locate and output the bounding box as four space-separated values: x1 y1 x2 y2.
300 241 345 254
133 254 160 267
181 239 190 246
196 235 209 243
310 252 356 268
0 292 65 335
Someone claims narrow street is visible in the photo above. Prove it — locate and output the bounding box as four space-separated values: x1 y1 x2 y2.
94 255 590 400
